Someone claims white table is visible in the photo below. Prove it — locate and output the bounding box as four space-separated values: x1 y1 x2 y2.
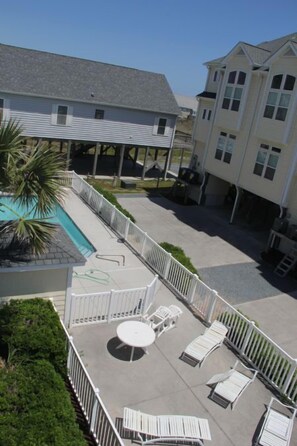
116 321 156 362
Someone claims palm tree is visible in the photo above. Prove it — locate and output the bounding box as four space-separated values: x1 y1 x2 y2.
0 120 66 254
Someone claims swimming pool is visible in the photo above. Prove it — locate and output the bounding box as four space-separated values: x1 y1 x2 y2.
0 196 95 257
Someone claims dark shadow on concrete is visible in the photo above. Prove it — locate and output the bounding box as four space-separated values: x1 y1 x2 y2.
107 337 145 362
141 195 297 300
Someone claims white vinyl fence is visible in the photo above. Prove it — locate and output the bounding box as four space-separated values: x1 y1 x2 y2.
66 276 158 328
67 171 297 405
60 319 124 446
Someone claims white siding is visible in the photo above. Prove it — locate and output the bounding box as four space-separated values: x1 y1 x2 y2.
3 93 176 148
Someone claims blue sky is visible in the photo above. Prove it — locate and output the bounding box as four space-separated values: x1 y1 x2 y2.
1 0 297 96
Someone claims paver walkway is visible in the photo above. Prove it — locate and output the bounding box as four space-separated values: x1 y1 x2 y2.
117 194 297 356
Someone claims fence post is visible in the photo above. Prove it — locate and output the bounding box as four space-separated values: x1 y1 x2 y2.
124 218 130 241
205 290 219 324
186 274 198 304
88 185 94 204
239 320 256 357
141 233 147 257
67 337 74 371
107 290 115 323
164 253 172 280
110 205 116 227
90 388 100 433
281 359 297 395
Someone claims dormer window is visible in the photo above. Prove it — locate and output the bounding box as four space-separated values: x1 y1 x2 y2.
222 71 246 112
213 71 218 82
263 74 295 122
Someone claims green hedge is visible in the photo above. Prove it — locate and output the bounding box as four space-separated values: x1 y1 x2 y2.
87 180 136 223
0 299 87 445
160 242 198 274
0 299 67 376
0 360 86 446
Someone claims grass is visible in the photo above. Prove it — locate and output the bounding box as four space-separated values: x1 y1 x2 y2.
87 177 175 195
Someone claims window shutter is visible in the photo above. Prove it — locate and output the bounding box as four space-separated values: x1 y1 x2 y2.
164 119 171 136
3 99 10 121
153 117 159 135
51 104 58 125
67 106 73 126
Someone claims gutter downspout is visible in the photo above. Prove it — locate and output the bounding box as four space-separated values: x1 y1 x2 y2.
198 69 225 205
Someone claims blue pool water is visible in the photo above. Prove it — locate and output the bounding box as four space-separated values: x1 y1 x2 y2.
0 196 95 257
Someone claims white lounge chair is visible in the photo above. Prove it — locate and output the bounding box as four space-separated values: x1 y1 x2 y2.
181 320 228 367
256 397 296 446
207 360 258 409
142 305 183 338
123 407 211 445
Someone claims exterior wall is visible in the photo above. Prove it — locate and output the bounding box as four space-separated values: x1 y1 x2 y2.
287 176 297 225
194 50 297 211
0 268 67 304
255 57 297 145
0 92 176 148
205 66 221 94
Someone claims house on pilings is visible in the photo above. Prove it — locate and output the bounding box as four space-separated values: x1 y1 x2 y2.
0 43 180 179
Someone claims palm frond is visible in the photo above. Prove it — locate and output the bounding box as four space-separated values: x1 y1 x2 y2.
0 120 25 190
12 142 66 215
0 219 57 255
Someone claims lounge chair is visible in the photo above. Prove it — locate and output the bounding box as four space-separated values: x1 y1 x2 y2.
123 407 211 445
256 397 297 446
142 305 183 338
181 320 228 367
207 360 258 409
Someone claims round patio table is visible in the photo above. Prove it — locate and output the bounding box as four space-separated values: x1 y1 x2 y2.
116 321 156 362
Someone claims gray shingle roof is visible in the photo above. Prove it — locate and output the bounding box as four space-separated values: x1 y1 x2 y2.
0 224 86 269
206 33 297 66
0 44 180 116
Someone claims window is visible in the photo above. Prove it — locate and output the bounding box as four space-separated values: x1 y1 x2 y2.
202 109 212 120
57 105 68 125
215 132 236 164
213 71 218 82
253 144 281 181
95 109 104 119
153 117 170 136
52 104 72 126
0 99 3 125
263 74 295 122
222 70 246 111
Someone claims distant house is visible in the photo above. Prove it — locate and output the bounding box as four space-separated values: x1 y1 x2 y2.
174 94 198 118
190 33 297 261
0 44 179 177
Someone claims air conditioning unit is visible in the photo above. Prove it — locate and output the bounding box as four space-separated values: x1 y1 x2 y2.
287 224 297 241
272 218 288 234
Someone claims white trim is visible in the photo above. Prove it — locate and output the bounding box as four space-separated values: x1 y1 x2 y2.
0 97 10 121
51 103 73 126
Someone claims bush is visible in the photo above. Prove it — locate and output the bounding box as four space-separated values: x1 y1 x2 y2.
0 299 67 376
0 360 86 446
160 242 198 274
87 180 136 223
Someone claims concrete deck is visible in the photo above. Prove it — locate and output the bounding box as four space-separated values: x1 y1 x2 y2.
61 190 297 446
117 195 297 357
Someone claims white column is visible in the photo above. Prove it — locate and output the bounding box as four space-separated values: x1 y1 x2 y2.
117 144 125 179
64 267 73 328
66 140 72 170
92 143 100 177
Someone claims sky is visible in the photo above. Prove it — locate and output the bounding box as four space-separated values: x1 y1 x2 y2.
0 0 297 96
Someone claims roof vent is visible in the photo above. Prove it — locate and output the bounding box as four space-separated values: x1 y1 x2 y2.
90 92 95 97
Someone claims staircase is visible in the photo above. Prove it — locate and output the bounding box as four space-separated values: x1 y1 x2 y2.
274 246 297 277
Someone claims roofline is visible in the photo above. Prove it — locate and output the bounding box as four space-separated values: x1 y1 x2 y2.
0 42 167 79
0 260 86 273
0 89 179 117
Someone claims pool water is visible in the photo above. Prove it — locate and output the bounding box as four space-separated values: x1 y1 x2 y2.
0 196 95 258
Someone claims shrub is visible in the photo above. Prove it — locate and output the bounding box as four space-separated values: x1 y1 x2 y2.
87 180 136 222
0 299 67 376
160 242 198 274
0 360 86 446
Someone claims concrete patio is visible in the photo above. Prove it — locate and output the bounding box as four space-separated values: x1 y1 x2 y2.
61 189 297 446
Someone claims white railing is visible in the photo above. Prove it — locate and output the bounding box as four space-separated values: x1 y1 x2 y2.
59 319 124 446
67 276 158 328
66 171 297 405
